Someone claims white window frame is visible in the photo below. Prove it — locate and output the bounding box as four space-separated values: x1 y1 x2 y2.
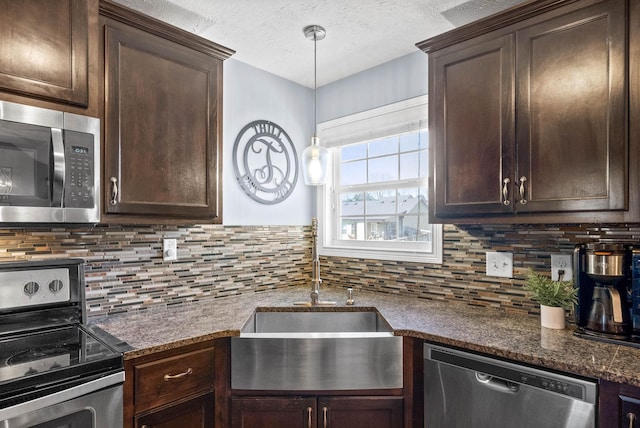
317 95 443 264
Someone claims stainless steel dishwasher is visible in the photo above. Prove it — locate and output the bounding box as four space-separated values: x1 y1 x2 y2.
424 344 597 428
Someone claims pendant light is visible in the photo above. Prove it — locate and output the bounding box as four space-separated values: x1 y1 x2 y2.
301 25 329 186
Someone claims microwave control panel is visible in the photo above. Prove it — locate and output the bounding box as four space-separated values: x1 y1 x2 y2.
63 130 94 209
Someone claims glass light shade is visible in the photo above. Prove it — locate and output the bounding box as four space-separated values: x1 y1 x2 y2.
302 137 329 185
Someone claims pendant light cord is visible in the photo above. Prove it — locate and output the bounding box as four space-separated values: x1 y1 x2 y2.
313 26 318 139
304 24 324 143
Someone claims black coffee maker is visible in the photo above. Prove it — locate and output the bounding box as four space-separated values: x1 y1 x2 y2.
574 243 631 340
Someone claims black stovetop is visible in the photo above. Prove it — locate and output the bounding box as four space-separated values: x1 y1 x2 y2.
0 325 124 408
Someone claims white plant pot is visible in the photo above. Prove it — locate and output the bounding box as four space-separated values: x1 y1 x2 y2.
540 305 566 330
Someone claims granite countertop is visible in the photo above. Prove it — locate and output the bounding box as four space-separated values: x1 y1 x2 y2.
91 285 640 386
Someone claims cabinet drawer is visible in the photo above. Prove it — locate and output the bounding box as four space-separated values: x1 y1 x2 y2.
134 347 214 411
135 392 214 428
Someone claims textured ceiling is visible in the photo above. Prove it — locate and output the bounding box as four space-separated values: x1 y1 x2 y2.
112 0 527 88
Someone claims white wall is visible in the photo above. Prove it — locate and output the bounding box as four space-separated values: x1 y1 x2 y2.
223 59 315 225
222 50 428 225
317 51 428 122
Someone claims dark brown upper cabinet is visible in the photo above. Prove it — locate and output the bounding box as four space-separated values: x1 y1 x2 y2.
515 0 626 214
99 1 233 223
0 0 89 107
418 0 633 224
428 34 516 218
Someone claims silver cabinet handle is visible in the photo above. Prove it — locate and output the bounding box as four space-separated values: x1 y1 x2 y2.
519 176 528 205
110 177 118 205
628 412 637 428
163 367 192 381
307 407 313 428
323 406 328 428
502 178 511 206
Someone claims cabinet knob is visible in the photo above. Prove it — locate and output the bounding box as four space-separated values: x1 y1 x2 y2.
323 406 328 428
628 412 637 428
307 407 313 428
110 177 118 205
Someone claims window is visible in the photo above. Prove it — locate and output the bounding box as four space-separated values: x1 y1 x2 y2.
317 96 442 263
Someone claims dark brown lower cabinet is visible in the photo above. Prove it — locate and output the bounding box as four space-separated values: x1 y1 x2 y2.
231 396 403 428
231 397 317 428
319 396 404 428
600 380 640 428
123 341 217 428
135 392 214 428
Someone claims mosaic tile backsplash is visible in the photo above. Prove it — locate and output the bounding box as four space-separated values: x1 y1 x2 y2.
0 223 638 317
0 225 310 316
322 224 640 315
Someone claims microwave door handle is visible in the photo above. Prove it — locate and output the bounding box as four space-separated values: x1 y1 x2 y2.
51 128 65 207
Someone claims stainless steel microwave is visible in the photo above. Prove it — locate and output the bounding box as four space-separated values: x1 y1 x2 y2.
0 101 100 223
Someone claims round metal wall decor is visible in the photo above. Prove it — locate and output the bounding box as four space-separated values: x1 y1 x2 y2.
232 120 298 204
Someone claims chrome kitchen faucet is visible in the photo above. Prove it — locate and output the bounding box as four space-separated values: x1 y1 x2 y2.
294 217 336 307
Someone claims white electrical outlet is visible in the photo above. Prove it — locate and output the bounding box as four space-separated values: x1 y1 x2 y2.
486 252 513 278
163 238 177 261
551 254 573 282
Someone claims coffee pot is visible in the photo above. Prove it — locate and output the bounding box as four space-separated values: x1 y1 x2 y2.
586 284 627 336
574 244 631 339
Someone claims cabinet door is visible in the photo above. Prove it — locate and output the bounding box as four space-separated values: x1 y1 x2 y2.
429 33 515 218
103 18 222 220
599 380 640 428
0 0 88 106
318 396 403 428
134 392 214 428
620 395 640 428
231 397 317 428
516 0 626 213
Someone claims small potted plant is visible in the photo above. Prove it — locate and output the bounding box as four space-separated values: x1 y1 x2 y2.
524 269 578 329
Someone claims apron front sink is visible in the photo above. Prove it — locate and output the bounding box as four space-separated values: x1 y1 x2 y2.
231 309 403 391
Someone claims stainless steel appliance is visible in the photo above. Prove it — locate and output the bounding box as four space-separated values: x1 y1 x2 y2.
0 259 127 427
0 101 100 223
424 344 597 428
632 249 640 340
573 243 640 346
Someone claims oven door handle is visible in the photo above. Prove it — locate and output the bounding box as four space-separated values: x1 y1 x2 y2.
51 128 65 207
0 372 124 422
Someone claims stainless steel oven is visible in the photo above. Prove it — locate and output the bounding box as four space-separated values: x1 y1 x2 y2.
0 373 123 427
0 259 127 428
0 101 100 223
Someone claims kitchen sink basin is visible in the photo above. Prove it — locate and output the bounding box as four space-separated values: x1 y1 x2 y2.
231 309 403 391
240 309 395 335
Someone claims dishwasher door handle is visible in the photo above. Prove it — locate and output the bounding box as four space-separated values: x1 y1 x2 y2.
475 372 520 394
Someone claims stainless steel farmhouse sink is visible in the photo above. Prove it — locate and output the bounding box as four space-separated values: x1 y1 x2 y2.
241 309 396 334
231 309 403 391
